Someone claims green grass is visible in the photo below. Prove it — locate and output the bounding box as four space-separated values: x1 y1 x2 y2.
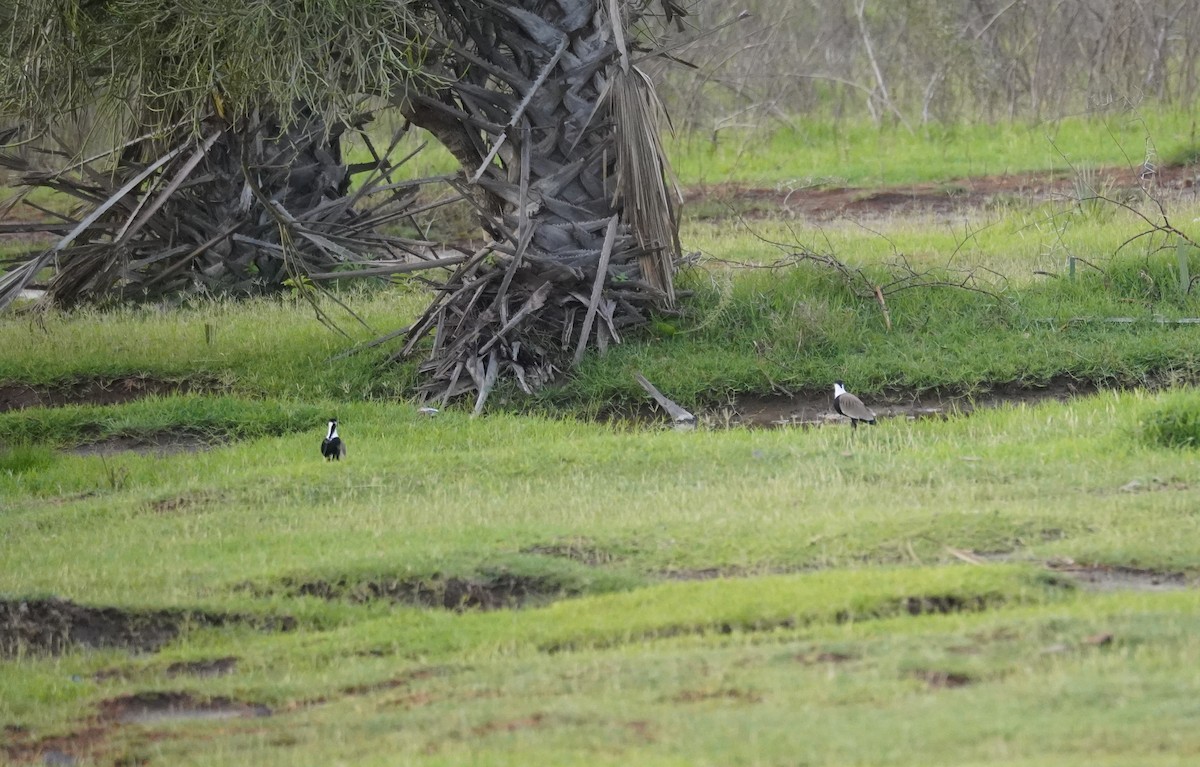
668 105 1199 187
5 389 1200 764
0 287 426 400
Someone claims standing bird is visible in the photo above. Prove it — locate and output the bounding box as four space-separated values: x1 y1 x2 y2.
833 382 876 429
321 419 347 460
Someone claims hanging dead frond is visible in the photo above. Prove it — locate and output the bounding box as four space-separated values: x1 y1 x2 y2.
609 65 682 304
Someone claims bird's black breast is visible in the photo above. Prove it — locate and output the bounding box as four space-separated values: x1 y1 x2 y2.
322 437 343 459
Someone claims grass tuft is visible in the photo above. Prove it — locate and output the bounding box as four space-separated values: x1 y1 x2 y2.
1140 390 1200 448
0 442 55 475
0 396 333 447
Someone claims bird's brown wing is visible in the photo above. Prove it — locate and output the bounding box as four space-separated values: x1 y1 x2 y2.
837 393 875 421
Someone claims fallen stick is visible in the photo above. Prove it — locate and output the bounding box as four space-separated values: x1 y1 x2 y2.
634 372 696 428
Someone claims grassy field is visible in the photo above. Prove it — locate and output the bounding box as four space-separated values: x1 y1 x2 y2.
5 105 1200 765
5 389 1200 764
361 103 1200 188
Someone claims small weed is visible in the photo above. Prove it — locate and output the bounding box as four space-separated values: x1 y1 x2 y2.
98 455 129 491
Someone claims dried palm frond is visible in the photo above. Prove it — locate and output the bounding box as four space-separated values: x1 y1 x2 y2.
608 64 682 304
0 115 460 311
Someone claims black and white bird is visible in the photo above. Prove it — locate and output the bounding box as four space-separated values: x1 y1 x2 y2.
321 419 346 460
833 382 876 429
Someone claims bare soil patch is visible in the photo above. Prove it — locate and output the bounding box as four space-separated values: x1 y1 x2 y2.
470 712 550 738
795 650 858 665
340 667 445 696
520 538 621 566
165 656 239 678
0 598 294 658
685 164 1199 222
728 376 1095 429
2 724 109 767
1049 563 1191 592
272 573 572 611
1 598 215 657
671 687 763 704
66 430 218 457
910 669 974 689
606 376 1096 430
148 491 222 514
99 691 270 724
902 594 993 616
0 376 210 413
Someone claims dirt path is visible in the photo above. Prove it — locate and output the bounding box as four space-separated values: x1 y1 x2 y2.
684 163 1199 221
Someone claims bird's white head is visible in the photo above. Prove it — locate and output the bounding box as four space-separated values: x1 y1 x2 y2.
833 381 847 397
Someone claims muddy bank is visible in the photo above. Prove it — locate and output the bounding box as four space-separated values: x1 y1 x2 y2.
685 163 1200 222
65 430 218 457
260 573 575 612
609 377 1096 429
0 376 212 413
100 691 270 724
0 597 294 658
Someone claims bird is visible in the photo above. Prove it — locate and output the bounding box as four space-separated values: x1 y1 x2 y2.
832 381 876 429
321 418 346 460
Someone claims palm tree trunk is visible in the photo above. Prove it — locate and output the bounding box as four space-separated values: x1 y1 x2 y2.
0 109 439 310
395 0 684 408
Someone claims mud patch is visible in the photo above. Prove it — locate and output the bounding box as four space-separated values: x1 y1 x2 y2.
0 598 293 658
1049 564 1191 592
902 594 992 616
684 163 1199 223
0 377 212 413
795 650 857 665
340 666 446 696
148 492 222 514
660 564 799 581
2 725 109 767
165 656 239 678
99 691 270 724
670 687 763 704
520 538 621 566
67 430 218 457
471 712 550 737
1 599 213 657
274 573 573 611
910 669 974 689
726 377 1095 429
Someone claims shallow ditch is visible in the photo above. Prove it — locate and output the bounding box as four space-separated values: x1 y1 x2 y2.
608 376 1098 429
0 598 294 658
265 573 577 611
99 691 270 725
0 376 213 413
1048 563 1192 592
65 430 220 457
